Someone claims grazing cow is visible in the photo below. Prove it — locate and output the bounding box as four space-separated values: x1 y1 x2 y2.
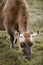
2 0 39 59
3 0 29 47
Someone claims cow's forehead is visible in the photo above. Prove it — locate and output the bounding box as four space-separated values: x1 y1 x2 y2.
20 32 31 37
24 33 30 37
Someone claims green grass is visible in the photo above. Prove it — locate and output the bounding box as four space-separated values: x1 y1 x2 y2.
27 0 43 31
0 31 43 65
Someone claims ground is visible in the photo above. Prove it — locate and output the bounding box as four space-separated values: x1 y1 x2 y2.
0 31 43 65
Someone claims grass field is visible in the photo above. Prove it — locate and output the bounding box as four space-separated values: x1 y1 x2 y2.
0 31 43 65
27 0 43 31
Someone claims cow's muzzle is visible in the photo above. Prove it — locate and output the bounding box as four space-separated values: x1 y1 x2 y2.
20 42 32 59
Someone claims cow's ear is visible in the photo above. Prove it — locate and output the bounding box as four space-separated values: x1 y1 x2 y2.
31 32 39 37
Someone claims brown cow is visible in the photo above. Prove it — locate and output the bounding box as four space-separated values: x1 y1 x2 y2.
3 0 34 59
3 0 29 46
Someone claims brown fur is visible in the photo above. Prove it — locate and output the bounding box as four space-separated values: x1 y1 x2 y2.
3 0 29 34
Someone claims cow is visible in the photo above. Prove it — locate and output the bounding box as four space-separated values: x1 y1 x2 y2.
2 0 39 59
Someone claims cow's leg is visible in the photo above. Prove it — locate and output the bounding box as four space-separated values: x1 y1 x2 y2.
10 33 14 48
7 29 14 48
13 31 19 44
13 35 17 44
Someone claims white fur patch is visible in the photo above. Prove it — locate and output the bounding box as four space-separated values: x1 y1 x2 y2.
19 34 25 42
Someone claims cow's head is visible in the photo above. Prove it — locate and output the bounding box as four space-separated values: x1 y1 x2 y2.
19 32 33 46
19 31 39 59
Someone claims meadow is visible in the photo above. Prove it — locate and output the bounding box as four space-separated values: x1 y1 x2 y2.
0 31 43 65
